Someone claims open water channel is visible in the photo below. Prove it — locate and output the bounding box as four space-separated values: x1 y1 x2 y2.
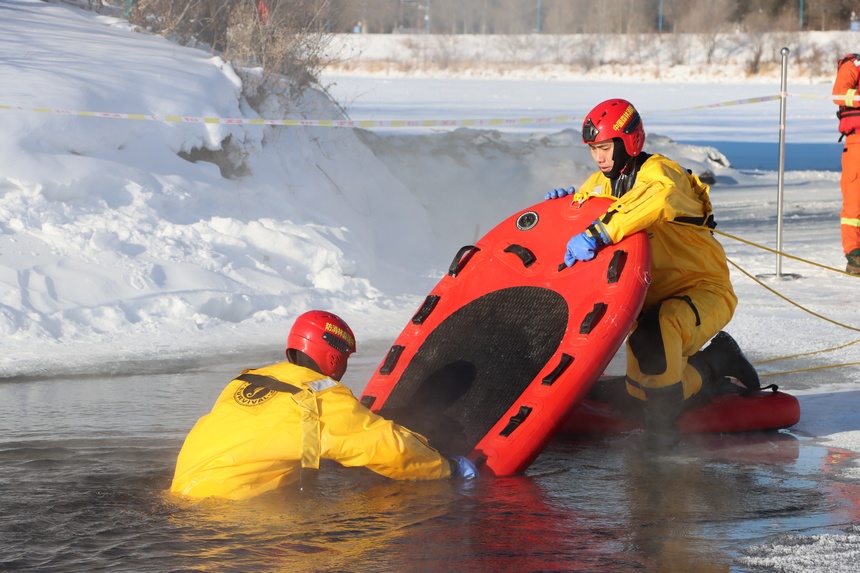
1 342 857 573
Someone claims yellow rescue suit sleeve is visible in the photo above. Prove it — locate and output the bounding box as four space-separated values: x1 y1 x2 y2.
577 154 736 310
170 362 451 501
315 384 451 481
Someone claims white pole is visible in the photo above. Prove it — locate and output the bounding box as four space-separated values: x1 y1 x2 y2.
776 47 790 278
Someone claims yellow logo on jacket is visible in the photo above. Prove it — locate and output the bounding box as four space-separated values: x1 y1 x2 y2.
234 382 277 406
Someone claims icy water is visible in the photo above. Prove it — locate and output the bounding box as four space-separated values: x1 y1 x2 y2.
1 343 858 573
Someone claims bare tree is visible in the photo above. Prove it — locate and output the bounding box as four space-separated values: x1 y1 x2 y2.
736 8 771 74
670 0 733 63
130 0 339 96
569 34 603 71
545 34 576 64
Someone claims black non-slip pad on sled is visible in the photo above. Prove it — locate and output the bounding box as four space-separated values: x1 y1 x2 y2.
377 285 568 456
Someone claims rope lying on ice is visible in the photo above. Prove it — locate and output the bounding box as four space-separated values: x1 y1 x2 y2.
681 222 860 377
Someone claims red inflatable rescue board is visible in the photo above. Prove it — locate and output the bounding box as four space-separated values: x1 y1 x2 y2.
561 379 800 436
359 197 651 477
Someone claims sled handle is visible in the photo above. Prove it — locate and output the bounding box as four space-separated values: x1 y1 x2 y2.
503 244 536 268
448 245 479 277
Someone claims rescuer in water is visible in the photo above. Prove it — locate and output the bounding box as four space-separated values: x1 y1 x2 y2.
170 310 478 500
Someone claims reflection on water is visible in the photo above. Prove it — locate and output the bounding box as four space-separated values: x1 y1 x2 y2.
0 353 855 572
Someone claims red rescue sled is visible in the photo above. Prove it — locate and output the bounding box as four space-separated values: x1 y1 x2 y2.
360 197 651 477
561 377 800 436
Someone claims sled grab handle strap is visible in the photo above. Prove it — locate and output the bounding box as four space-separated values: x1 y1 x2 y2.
607 250 627 284
379 345 406 375
499 405 533 437
542 353 573 386
503 244 536 268
359 395 376 409
412 295 440 324
580 302 607 334
448 245 479 277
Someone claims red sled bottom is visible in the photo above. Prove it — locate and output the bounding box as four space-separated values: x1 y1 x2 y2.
360 198 651 477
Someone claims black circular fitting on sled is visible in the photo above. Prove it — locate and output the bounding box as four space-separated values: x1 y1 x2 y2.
515 211 539 231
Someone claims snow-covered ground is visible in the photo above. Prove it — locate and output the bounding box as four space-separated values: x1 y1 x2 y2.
325 28 857 84
3 2 860 568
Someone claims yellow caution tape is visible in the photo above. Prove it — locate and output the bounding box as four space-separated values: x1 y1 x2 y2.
0 93 803 128
0 103 577 128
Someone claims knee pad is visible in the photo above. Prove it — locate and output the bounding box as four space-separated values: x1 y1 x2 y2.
628 304 667 376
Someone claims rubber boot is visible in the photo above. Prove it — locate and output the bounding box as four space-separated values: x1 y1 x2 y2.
586 375 629 404
847 249 860 275
688 331 760 391
641 384 685 451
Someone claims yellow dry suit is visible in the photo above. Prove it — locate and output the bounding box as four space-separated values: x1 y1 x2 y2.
573 153 737 400
170 362 451 500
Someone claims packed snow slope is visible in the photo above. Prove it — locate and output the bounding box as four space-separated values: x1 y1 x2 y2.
1 0 453 376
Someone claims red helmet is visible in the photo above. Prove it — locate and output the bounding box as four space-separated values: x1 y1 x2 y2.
286 310 356 379
581 98 645 156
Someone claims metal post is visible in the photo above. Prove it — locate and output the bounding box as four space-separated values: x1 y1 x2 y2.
776 47 790 278
536 0 541 33
659 0 663 32
425 0 430 34
799 0 804 30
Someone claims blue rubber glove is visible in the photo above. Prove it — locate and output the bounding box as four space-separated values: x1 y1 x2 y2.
564 221 611 267
565 232 598 266
448 456 479 479
544 186 574 201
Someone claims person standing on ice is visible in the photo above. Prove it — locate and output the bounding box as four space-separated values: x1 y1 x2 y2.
832 54 860 274
545 98 759 449
170 310 478 500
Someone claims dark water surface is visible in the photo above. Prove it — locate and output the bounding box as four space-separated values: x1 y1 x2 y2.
1 347 857 573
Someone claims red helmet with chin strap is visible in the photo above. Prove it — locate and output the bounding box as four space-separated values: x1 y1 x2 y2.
286 310 356 379
581 98 645 156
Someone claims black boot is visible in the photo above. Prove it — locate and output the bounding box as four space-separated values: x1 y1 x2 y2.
689 331 760 391
847 249 860 275
641 384 684 451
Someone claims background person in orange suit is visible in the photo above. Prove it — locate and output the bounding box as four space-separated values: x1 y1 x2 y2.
832 53 860 274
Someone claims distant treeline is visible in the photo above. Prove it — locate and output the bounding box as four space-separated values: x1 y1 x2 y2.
129 0 859 39
116 0 857 91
